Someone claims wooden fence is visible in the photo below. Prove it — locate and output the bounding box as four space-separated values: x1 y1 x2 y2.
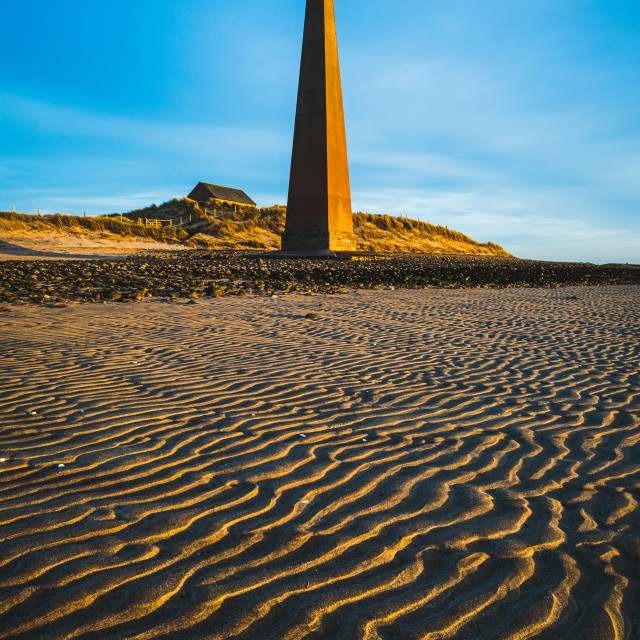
136 218 174 228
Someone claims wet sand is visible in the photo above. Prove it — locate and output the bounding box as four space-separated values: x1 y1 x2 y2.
0 286 639 639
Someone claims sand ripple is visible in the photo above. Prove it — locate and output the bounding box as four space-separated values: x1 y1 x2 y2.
0 286 639 639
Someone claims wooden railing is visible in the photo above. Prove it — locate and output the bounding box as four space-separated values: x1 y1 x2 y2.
136 218 174 228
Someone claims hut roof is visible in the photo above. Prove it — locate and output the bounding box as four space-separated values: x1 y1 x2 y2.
188 182 256 206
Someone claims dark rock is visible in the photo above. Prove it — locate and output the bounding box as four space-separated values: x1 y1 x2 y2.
1 252 639 307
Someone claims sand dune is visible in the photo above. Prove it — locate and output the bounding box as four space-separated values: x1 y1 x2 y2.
0 286 638 639
0 235 184 260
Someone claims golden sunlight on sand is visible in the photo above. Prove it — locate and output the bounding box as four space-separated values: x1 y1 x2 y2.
0 286 638 639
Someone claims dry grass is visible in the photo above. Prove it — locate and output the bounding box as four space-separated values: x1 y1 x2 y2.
120 199 286 250
354 212 510 255
2 201 510 255
123 199 510 255
0 210 187 243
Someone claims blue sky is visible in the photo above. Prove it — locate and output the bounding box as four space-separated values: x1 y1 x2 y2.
1 0 639 263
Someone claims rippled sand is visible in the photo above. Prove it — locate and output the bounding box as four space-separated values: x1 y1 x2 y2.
1 286 639 640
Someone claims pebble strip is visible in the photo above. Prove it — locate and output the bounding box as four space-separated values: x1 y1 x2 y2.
0 251 638 306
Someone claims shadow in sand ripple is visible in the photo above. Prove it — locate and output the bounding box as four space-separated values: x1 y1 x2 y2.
0 286 638 639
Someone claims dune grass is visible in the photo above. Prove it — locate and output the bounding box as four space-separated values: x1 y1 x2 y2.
353 211 510 255
2 199 510 255
119 198 510 255
0 210 187 243
121 199 286 250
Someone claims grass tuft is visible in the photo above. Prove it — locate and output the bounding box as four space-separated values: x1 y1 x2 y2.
2 201 510 255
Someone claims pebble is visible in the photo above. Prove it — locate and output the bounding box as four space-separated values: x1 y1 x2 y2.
0 253 638 307
58 463 66 468
0 458 6 463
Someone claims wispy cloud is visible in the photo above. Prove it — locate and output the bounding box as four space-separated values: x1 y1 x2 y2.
0 91 288 156
345 50 640 201
2 0 639 264
0 90 291 212
350 149 501 184
352 186 639 263
0 188 187 215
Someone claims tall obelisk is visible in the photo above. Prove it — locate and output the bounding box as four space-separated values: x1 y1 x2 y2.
282 0 357 254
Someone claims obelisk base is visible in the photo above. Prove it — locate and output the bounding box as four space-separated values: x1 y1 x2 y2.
281 229 357 254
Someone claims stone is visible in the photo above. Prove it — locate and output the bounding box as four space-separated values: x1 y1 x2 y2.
282 0 357 254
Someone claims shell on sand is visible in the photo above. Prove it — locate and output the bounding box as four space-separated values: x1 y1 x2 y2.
0 286 638 639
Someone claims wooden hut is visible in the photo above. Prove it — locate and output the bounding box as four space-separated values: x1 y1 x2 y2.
188 182 256 208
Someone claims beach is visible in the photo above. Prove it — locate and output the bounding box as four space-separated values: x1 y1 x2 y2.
0 285 638 639
0 235 186 261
